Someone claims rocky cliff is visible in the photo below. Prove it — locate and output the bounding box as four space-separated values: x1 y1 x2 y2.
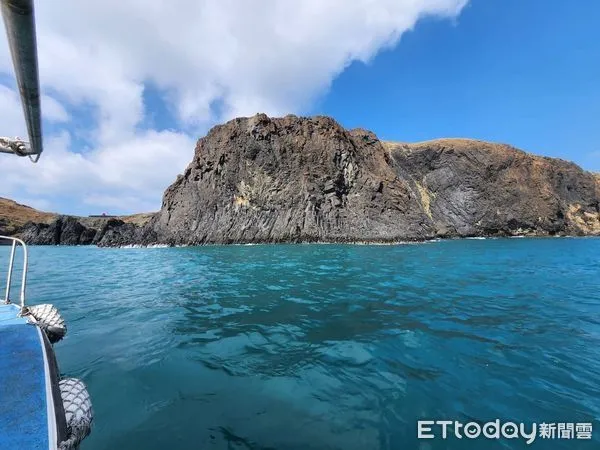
133 114 600 245
4 114 600 246
386 139 600 238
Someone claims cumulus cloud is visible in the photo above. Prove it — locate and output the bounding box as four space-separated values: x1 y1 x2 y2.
0 0 468 214
1 129 195 214
0 85 26 137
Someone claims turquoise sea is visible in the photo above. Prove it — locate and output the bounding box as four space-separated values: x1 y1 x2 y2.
4 238 600 449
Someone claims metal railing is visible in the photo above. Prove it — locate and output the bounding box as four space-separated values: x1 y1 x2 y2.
0 0 43 161
1 235 28 308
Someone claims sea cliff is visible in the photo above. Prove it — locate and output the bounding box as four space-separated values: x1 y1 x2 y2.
3 114 600 246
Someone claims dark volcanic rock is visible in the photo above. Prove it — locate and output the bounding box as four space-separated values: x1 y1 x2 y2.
19 216 91 245
59 217 88 245
387 139 600 237
0 218 11 236
95 219 157 247
80 227 97 245
101 114 599 247
147 114 435 246
15 215 151 246
19 222 55 245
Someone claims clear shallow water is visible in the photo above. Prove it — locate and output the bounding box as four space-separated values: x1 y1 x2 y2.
3 238 600 449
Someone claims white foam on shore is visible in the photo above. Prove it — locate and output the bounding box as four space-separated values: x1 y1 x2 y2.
101 234 600 248
116 243 170 249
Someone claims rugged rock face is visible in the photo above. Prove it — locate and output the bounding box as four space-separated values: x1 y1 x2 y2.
18 216 140 246
387 139 600 237
5 114 600 246
118 114 600 246
149 114 435 245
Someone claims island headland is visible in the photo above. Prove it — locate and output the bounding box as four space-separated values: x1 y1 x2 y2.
3 114 599 246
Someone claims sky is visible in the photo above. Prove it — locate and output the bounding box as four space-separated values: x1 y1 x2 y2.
0 0 598 215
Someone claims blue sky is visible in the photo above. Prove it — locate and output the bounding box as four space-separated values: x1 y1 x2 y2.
1 0 598 215
317 0 600 171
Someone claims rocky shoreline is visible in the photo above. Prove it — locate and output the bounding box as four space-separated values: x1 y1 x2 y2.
4 114 600 247
7 223 594 248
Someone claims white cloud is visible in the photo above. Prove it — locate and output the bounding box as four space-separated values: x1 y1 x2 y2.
1 129 194 214
0 84 27 138
0 0 468 214
41 94 70 123
0 85 68 137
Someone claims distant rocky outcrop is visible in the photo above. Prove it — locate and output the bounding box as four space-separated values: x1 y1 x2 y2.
17 216 137 246
0 197 154 246
3 114 600 246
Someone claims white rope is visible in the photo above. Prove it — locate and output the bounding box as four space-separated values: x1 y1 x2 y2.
0 136 31 156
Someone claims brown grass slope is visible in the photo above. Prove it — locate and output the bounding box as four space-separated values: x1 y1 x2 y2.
0 197 56 235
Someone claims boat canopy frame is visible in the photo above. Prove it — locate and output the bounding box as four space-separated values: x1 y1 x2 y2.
0 0 43 162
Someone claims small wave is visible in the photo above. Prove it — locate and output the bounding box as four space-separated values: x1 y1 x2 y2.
117 243 170 249
318 341 374 366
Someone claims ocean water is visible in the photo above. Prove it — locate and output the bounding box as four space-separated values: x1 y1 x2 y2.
3 238 600 449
